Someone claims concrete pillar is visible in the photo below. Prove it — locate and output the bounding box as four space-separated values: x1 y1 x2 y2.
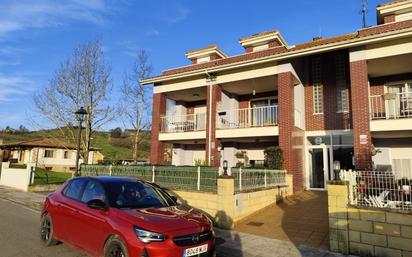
328 182 350 254
150 93 167 164
216 177 235 229
206 84 221 167
349 53 373 171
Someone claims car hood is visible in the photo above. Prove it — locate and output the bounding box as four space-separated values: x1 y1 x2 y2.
113 205 211 235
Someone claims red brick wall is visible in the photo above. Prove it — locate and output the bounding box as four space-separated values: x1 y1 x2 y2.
292 128 305 191
383 15 395 24
278 72 302 191
304 53 352 131
206 84 221 167
349 60 372 170
150 93 167 164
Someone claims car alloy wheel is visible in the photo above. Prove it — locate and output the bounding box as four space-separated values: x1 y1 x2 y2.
40 217 51 241
108 244 126 257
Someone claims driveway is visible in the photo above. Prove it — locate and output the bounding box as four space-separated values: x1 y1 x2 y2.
235 190 330 250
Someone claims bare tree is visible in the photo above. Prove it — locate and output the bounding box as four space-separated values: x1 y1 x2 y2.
120 49 153 163
33 39 113 163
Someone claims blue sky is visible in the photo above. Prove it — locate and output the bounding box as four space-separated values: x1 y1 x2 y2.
0 0 382 130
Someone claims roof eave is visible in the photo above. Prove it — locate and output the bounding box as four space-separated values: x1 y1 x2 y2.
140 28 412 85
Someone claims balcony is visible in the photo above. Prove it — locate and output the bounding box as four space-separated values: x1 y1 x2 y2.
160 113 206 133
370 92 412 120
369 92 412 132
217 105 278 129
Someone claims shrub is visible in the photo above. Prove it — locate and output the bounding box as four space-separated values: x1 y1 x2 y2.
264 146 283 169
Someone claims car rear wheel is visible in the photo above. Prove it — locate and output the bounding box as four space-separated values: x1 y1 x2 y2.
40 213 58 246
104 236 129 257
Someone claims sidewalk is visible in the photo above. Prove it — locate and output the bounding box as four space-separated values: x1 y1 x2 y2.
0 185 355 257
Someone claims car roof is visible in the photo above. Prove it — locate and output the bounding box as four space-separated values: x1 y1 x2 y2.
72 176 145 183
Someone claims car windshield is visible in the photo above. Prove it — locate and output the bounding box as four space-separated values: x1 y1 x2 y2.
104 180 175 209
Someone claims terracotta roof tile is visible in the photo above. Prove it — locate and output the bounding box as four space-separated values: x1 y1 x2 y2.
239 29 280 41
152 20 412 79
0 138 101 151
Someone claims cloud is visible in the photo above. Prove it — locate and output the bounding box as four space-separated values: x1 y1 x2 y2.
0 0 118 37
159 5 191 24
0 73 36 103
147 29 160 36
118 40 141 57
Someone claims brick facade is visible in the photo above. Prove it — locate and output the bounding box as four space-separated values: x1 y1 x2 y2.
206 84 222 167
150 93 167 164
349 60 373 170
278 72 301 191
304 53 352 131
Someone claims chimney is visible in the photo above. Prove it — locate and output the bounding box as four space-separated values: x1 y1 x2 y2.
239 29 287 53
377 0 412 25
185 45 227 65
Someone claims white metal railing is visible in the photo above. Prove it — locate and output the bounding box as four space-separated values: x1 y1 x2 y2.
160 113 206 133
370 92 412 120
232 168 287 193
217 105 278 129
341 169 412 211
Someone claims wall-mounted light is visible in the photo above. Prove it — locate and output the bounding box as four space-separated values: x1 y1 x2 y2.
223 160 228 176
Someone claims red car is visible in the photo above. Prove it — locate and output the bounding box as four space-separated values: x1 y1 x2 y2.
40 176 215 257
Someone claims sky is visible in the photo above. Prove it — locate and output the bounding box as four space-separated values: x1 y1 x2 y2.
0 0 383 131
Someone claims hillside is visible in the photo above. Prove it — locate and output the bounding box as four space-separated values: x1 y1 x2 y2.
0 130 151 161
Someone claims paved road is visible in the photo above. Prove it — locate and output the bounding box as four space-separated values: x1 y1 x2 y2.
0 198 87 257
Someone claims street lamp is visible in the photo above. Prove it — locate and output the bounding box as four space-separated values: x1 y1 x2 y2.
74 107 88 177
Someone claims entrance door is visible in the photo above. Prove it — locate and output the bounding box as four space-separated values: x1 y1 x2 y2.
308 146 329 189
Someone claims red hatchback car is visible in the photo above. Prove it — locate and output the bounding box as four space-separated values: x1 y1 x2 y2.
40 176 216 257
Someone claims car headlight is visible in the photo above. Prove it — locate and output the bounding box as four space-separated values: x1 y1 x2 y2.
134 227 166 243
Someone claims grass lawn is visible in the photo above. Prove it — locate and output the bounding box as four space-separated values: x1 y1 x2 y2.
33 168 72 185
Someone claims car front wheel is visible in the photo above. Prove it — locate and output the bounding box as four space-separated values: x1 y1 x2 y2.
40 213 58 246
104 236 129 257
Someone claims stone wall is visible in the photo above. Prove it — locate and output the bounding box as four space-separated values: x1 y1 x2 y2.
174 175 293 229
328 182 412 257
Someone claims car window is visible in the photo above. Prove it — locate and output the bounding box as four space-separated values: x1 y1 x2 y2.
63 179 87 200
81 180 106 203
104 181 171 209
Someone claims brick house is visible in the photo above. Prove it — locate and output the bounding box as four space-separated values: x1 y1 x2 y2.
142 0 412 192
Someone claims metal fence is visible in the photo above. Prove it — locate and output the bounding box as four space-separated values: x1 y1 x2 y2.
341 170 412 211
80 165 218 192
231 168 286 193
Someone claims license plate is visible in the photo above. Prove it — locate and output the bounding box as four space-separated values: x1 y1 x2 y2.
183 244 208 257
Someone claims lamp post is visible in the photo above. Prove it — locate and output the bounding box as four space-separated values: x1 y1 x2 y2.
74 107 88 177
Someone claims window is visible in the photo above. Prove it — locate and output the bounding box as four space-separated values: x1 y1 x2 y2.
64 151 70 159
337 88 349 113
335 53 348 113
312 57 323 114
63 179 87 200
81 180 106 203
44 150 55 158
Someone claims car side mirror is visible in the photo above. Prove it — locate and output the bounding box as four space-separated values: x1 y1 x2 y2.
87 199 107 210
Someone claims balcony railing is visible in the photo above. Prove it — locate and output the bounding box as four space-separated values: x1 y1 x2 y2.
217 105 278 129
160 113 206 133
370 92 412 120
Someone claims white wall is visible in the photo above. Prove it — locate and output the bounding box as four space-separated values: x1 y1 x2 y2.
0 162 32 191
172 144 205 166
294 83 305 129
